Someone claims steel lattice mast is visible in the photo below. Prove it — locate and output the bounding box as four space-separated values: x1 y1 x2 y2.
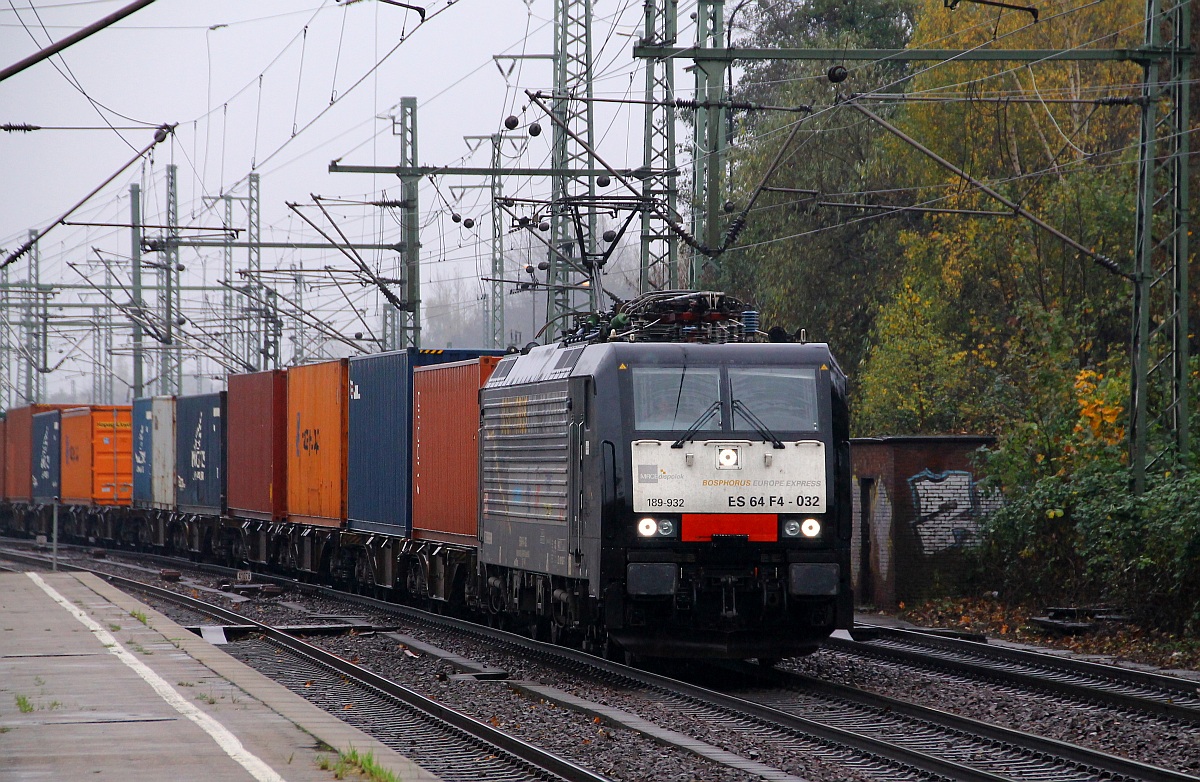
640 0 680 292
689 0 727 284
160 164 182 395
546 0 597 336
488 133 506 348
1130 0 1191 490
396 97 421 349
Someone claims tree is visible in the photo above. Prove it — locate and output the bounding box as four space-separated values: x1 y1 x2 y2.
719 0 919 370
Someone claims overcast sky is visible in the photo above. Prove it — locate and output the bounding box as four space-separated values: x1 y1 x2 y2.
1 0 694 399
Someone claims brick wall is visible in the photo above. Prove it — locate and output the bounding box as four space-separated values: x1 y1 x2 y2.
851 436 997 609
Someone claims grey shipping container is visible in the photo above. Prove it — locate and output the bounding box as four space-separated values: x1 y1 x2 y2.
31 410 61 503
132 398 152 505
347 348 500 535
175 392 226 514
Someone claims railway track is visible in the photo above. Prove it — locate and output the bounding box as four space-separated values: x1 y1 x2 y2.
5 541 1198 782
0 547 607 782
717 661 1196 782
829 625 1200 724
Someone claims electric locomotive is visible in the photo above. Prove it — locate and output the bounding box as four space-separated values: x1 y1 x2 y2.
476 291 852 659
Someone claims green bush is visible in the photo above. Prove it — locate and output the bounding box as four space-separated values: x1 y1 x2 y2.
975 462 1200 634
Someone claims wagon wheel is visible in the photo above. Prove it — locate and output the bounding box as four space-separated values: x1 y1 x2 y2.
405 558 428 602
353 550 373 594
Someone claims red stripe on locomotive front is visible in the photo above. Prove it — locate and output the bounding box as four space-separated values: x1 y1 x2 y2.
681 514 778 542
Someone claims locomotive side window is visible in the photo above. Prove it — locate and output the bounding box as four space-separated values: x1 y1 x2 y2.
728 367 819 433
632 367 721 431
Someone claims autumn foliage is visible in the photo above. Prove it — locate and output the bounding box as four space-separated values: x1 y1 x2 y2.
723 0 1200 633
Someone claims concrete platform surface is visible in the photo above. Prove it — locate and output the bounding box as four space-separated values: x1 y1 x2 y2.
0 571 441 781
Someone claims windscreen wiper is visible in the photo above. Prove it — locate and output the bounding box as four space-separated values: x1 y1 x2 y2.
670 401 721 449
732 399 785 449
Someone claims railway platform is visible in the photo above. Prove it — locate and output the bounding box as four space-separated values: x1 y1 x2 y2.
0 571 441 782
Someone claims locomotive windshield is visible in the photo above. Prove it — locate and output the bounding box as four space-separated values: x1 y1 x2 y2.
632 367 721 430
729 367 819 433
631 364 821 434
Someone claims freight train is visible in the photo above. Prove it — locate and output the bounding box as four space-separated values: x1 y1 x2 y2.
0 290 853 660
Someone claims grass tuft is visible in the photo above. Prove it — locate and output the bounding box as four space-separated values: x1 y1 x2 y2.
316 747 401 782
15 695 33 714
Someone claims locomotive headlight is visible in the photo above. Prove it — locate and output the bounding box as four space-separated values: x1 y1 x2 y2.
638 517 659 537
783 519 802 537
657 519 675 536
801 518 822 538
717 447 740 469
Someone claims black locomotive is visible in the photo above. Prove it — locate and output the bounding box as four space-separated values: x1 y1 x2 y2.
475 291 852 658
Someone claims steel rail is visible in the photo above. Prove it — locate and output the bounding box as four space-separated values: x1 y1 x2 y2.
5 542 1195 781
724 660 1198 782
98 571 611 782
833 625 1200 724
0 545 990 779
0 547 608 782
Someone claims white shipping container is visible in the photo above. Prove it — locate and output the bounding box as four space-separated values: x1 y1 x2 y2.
151 396 176 510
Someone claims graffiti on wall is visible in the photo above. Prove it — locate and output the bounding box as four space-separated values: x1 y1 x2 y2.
907 469 993 555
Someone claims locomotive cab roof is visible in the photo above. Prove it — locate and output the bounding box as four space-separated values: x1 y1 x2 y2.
485 340 844 390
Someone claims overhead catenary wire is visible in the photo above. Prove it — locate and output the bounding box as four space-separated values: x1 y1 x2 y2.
1 0 1152 401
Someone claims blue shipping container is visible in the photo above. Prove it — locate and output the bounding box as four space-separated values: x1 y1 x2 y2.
347 349 500 535
175 392 227 514
132 397 152 505
31 410 61 502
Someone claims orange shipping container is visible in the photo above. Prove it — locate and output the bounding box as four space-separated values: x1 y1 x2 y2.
412 357 501 543
4 404 80 502
287 359 348 527
61 406 133 506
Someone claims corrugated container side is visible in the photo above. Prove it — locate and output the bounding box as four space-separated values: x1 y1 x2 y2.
60 409 92 504
413 357 501 543
3 407 32 501
347 349 502 536
31 411 61 502
347 352 412 535
61 406 133 506
5 405 79 502
287 360 348 527
0 418 6 501
132 398 153 505
175 393 227 514
227 370 287 521
150 397 176 509
95 407 133 505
